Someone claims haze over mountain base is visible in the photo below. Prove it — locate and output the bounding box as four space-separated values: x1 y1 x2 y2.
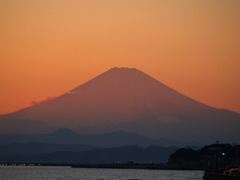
0 67 239 144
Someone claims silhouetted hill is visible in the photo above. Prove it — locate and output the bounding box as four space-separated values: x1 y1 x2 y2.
0 142 97 156
0 128 200 147
168 143 240 170
0 67 240 143
0 145 178 164
52 128 78 136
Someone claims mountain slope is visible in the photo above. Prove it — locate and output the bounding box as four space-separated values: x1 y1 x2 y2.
0 67 239 143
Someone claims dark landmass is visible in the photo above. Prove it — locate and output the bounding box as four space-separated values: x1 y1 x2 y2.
169 143 240 170
0 142 98 156
1 143 239 173
0 128 200 147
0 162 196 170
0 145 177 164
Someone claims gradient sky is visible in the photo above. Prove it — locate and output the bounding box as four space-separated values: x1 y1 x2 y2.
0 0 240 115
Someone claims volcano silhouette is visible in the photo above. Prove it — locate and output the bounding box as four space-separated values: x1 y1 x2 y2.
1 67 239 143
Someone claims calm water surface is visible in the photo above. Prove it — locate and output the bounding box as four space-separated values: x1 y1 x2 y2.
0 166 203 180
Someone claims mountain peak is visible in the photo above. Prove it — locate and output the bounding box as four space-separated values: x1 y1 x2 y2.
108 67 138 71
103 67 145 77
69 66 160 93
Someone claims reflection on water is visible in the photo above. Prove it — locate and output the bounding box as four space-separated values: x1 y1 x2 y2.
0 166 203 180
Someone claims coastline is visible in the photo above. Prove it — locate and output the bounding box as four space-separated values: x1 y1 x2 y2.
0 162 203 171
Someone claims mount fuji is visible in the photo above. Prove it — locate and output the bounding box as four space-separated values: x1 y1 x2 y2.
1 67 239 143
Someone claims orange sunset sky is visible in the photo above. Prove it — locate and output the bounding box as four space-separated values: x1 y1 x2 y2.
0 0 240 115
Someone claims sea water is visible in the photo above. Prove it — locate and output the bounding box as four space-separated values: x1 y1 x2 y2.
0 166 203 180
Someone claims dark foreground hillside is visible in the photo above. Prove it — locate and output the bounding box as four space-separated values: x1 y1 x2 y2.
169 143 240 170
